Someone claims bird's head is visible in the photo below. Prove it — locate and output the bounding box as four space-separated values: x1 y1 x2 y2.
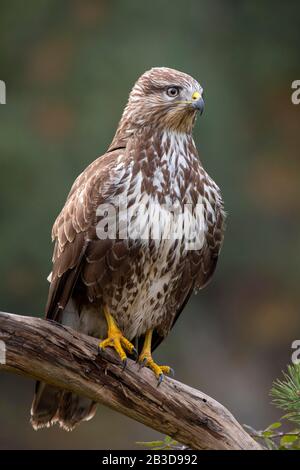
122 67 204 134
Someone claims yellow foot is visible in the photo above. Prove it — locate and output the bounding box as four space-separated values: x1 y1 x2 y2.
98 306 137 368
138 352 174 385
99 333 137 367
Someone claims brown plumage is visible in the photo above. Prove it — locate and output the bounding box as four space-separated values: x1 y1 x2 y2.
31 67 226 431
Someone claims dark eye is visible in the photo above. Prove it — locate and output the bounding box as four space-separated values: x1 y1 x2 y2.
166 86 180 98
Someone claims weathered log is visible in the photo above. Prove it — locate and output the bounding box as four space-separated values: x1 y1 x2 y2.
0 311 260 450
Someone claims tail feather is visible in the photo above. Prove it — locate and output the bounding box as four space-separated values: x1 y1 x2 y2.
30 300 105 431
56 392 97 431
30 382 62 430
31 383 97 431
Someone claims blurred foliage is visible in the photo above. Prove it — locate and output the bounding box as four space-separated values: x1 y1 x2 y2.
246 364 300 450
137 435 183 451
271 364 300 426
0 0 300 449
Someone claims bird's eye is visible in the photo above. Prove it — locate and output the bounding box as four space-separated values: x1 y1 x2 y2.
166 86 180 98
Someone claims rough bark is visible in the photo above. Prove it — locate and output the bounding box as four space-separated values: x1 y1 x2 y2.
0 311 260 450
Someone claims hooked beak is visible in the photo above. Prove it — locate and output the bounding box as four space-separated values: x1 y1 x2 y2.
191 92 205 115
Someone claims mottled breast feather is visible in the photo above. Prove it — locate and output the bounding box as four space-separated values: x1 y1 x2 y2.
46 126 225 346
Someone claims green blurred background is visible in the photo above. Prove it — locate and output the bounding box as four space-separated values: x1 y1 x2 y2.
0 0 300 449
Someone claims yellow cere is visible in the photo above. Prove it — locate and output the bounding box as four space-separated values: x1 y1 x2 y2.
192 91 201 100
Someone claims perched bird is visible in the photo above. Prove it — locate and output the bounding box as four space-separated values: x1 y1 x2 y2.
31 67 226 431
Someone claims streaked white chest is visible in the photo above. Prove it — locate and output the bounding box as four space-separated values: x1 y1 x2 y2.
108 133 210 337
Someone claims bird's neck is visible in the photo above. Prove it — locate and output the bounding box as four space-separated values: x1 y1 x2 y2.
108 110 139 151
126 127 200 202
108 119 196 157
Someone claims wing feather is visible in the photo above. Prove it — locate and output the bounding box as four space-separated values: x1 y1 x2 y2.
45 149 125 320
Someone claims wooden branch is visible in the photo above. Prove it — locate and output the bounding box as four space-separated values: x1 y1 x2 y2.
0 311 260 450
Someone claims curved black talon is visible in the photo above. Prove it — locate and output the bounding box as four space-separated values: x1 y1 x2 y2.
169 367 175 378
131 347 138 361
157 373 164 386
122 358 127 371
139 357 147 370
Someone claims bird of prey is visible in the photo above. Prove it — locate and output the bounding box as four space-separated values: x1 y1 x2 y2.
31 67 225 431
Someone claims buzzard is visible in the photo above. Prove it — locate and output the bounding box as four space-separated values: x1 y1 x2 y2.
31 67 226 431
